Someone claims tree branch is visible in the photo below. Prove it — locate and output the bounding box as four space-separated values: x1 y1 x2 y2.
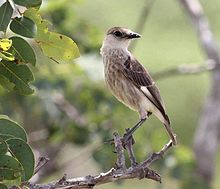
34 157 50 175
179 0 220 184
26 133 174 189
152 59 216 80
180 0 220 63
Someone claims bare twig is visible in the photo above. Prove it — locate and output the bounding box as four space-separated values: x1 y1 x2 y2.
152 59 217 80
180 0 220 63
34 157 50 175
26 132 174 189
124 129 138 167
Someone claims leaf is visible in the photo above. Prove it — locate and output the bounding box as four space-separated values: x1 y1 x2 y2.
7 138 35 181
10 36 36 66
0 134 15 141
0 114 9 119
0 115 27 142
0 1 13 32
24 8 80 61
0 61 34 95
10 16 37 38
0 154 22 180
0 74 15 91
40 32 80 61
0 39 12 51
0 137 8 155
1 176 21 188
0 51 15 61
13 0 42 8
24 8 50 38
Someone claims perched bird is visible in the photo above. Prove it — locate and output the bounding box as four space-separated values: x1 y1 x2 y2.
100 27 177 145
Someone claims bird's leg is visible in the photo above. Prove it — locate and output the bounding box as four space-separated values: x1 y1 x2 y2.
124 128 138 167
123 118 146 146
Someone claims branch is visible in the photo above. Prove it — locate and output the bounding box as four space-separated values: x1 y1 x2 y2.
180 0 220 63
26 133 174 189
179 0 220 184
152 59 217 80
34 157 50 175
130 0 219 80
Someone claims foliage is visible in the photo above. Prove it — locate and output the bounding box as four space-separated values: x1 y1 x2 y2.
0 0 80 95
0 0 80 188
0 115 34 188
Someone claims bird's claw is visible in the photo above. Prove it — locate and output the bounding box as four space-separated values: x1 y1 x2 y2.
122 129 135 149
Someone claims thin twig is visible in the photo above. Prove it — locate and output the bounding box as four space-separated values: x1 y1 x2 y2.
34 157 50 175
26 133 174 189
152 59 217 80
124 128 137 167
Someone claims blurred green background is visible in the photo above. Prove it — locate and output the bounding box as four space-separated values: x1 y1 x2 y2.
1 0 220 188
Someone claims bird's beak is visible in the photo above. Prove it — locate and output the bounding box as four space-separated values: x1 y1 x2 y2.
127 32 141 39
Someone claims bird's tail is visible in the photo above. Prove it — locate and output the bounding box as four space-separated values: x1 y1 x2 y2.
163 114 177 145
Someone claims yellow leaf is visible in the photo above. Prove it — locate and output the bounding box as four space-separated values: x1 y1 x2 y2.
0 51 15 61
0 39 12 51
24 8 80 62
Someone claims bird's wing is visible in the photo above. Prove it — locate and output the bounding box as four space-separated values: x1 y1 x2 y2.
122 56 169 123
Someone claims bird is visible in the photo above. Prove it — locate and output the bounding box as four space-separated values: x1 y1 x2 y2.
100 27 177 146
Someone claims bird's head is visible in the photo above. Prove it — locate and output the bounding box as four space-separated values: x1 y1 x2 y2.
102 27 141 50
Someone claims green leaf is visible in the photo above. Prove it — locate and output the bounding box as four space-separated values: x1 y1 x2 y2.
0 114 9 119
0 51 15 61
0 137 8 155
40 32 80 61
24 8 50 38
1 176 21 188
0 74 15 91
10 16 37 38
0 116 27 142
0 61 34 95
10 36 36 66
0 154 22 180
24 8 80 61
0 134 15 141
0 1 13 32
13 0 42 8
7 138 35 181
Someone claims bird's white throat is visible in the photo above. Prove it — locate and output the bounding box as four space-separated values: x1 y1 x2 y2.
100 35 131 56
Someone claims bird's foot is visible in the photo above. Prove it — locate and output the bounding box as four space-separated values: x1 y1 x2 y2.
122 128 138 167
122 128 135 148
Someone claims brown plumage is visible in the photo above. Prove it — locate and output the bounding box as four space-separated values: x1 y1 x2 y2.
100 27 177 145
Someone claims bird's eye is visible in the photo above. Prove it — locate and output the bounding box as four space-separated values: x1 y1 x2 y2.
114 31 122 37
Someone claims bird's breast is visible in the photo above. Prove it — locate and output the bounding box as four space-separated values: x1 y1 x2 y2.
103 54 141 111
